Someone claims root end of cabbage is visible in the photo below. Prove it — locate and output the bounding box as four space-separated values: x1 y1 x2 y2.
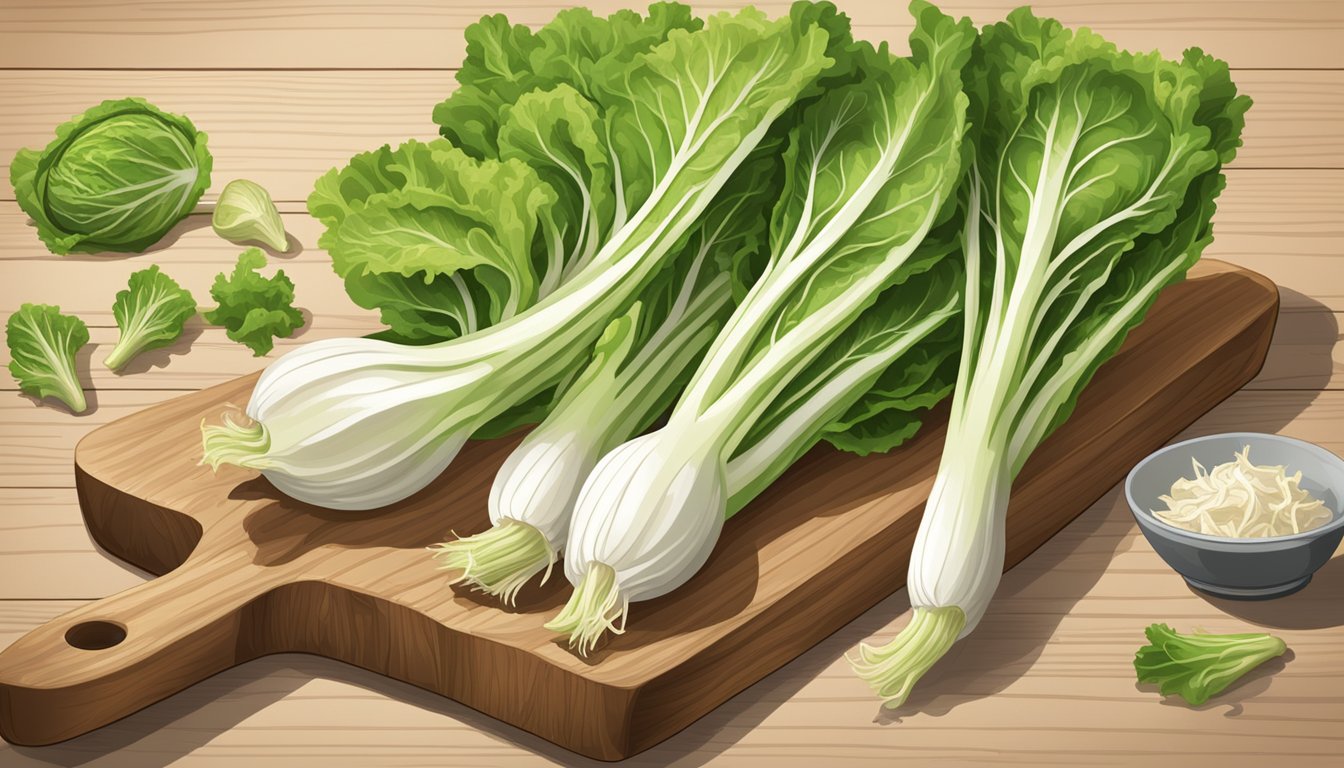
200 411 271 470
850 605 966 709
544 561 627 657
429 519 556 605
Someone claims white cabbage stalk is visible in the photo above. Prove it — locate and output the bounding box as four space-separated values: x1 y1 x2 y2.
429 251 733 601
549 296 955 653
850 170 1189 705
851 4 1249 707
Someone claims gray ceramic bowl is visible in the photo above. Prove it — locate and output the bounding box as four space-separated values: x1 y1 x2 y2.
1126 432 1344 600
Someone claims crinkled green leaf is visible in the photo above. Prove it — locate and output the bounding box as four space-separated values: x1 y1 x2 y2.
10 97 211 255
309 139 562 342
105 265 198 371
432 3 701 159
1135 624 1286 706
497 85 615 282
725 0 872 303
6 304 88 413
203 249 304 356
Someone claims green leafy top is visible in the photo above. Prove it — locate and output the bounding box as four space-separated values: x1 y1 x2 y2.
309 140 562 342
953 8 1251 474
313 1 830 358
10 97 212 255
640 2 970 513
203 249 304 356
105 266 198 371
212 179 288 252
1135 624 1286 706
433 3 702 159
6 304 89 413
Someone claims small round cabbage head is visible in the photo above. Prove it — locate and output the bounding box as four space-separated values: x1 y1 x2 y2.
10 97 212 255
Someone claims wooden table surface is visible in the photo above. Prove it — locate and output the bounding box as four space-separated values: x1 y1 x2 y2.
0 1 1341 766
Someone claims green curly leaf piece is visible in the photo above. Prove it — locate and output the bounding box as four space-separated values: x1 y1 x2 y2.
6 304 89 413
1135 623 1287 706
203 248 304 356
105 266 197 371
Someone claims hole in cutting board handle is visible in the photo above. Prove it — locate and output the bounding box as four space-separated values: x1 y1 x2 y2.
65 621 127 650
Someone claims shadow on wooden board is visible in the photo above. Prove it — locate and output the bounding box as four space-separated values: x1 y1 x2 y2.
1 289 1332 767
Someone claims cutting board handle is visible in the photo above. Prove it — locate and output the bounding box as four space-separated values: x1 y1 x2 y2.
0 546 290 746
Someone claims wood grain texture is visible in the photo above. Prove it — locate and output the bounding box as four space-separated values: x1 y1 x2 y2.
1 0 1339 69
0 489 149 599
0 68 1334 207
1251 311 1344 390
0 261 1277 759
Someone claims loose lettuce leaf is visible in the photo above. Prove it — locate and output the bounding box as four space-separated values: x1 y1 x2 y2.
204 249 304 356
6 304 89 413
11 97 211 255
309 140 562 342
105 266 198 371
1135 624 1286 706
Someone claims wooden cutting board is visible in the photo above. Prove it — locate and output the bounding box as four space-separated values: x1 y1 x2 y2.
0 260 1278 761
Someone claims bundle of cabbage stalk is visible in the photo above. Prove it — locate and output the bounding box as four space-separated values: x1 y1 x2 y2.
199 0 1248 712
203 4 834 509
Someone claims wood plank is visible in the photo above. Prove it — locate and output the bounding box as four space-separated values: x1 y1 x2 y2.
0 390 187 487
0 0 1338 69
0 488 147 599
2 170 1339 319
0 261 1276 757
0 69 1333 207
1249 310 1344 390
1205 170 1342 312
2 493 1341 767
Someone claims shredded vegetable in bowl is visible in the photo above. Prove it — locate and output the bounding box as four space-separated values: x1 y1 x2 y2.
1153 447 1333 538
